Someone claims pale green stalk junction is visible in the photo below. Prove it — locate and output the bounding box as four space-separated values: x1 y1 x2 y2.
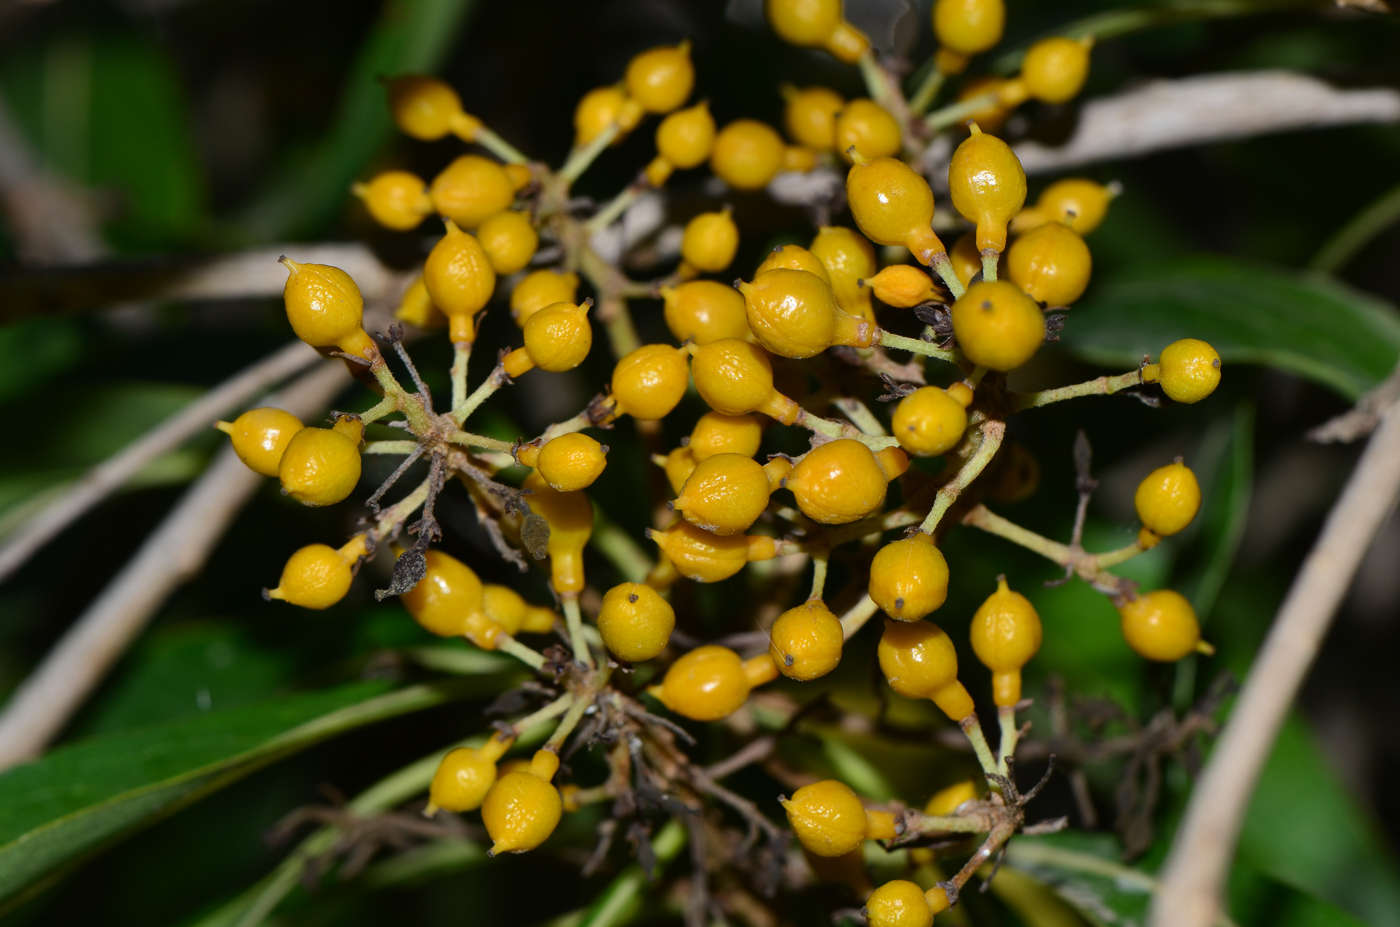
920 419 1007 534
561 594 595 668
1012 369 1144 410
907 63 947 116
473 126 529 165
452 366 507 424
925 91 999 132
982 251 999 282
496 635 547 670
809 551 829 599
961 714 1001 778
559 123 622 184
997 704 1019 776
876 330 963 365
839 594 881 641
451 342 471 410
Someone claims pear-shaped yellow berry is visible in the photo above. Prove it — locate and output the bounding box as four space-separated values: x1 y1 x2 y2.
353 170 433 231
278 418 363 507
1143 339 1221 404
780 779 868 857
610 344 690 421
769 598 843 680
680 207 740 276
217 408 303 477
661 280 752 345
280 259 374 360
869 532 949 621
502 301 593 377
782 85 844 150
648 520 777 583
1134 460 1201 539
1005 221 1092 306
598 582 676 662
846 156 946 268
424 221 497 343
482 762 563 855
765 0 870 63
785 439 907 525
969 577 1042 706
949 123 1026 256
477 210 539 276
1118 589 1206 662
265 536 367 610
834 99 901 162
426 735 511 814
691 339 800 424
878 619 975 721
738 268 876 359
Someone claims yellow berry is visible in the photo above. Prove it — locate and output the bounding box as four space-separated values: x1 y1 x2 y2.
511 270 581 327
625 41 694 115
649 520 777 583
969 577 1042 706
785 439 902 525
674 453 780 535
648 101 716 185
1134 461 1201 537
482 584 529 635
353 170 432 231
810 226 877 322
863 265 937 309
482 766 563 854
278 418 363 507
950 279 1045 371
610 343 690 421
1021 36 1093 104
950 230 981 287
769 598 843 680
956 75 1013 131
691 339 801 424
866 880 935 927
423 221 497 344
574 85 632 147
661 280 752 345
657 645 752 720
892 387 967 457
680 207 740 278
1144 339 1222 404
846 156 947 268
738 268 877 359
1005 221 1092 306
869 532 949 621
878 619 975 721
533 432 608 493
427 735 511 814
689 412 763 461
385 75 482 142
834 99 901 163
598 582 676 662
949 123 1026 256
429 154 517 230
265 536 366 610
524 471 593 594
757 244 831 285
663 446 700 495
403 548 484 637
934 0 1005 56
477 210 539 275
395 274 447 330
503 301 593 377
765 0 870 63
1013 178 1116 235
216 407 303 477
782 85 844 150
925 780 979 815
280 259 373 360
711 120 786 191
1118 589 1204 662
780 779 867 857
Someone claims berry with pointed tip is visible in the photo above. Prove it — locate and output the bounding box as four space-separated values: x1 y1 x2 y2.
523 471 593 594
661 280 752 344
780 779 868 857
426 734 511 814
265 535 367 609
217 407 303 477
1118 589 1207 662
835 99 901 163
680 207 740 277
757 244 831 284
784 439 907 525
689 412 763 461
402 548 486 637
1012 177 1117 235
869 532 949 621
892 386 968 457
424 221 497 343
278 417 364 507
765 0 870 63
1143 339 1221 404
949 280 1045 371
934 0 1005 57
574 85 633 147
647 101 716 185
866 880 946 927
1020 36 1093 103
518 432 608 493
511 269 580 327
386 75 482 141
648 520 777 583
1134 461 1201 537
609 343 690 421
878 619 975 721
395 274 447 330
625 41 694 115
502 301 593 377
769 598 843 680
674 453 783 535
656 645 774 720
481 757 563 854
1005 221 1092 306
482 584 529 635
863 264 938 308
845 155 947 268
477 210 539 275
353 170 433 230
691 339 801 424
739 268 876 359
782 85 844 150
281 259 374 359
429 154 517 229
710 120 788 191
810 225 877 322
949 123 1026 256
969 577 1042 706
598 582 676 662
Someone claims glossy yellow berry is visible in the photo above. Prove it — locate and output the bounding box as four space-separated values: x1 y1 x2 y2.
1006 221 1092 306
785 439 900 525
520 603 557 635
477 210 539 275
609 344 690 421
423 221 497 344
738 268 877 359
528 433 608 493
429 155 517 230
949 123 1026 256
657 645 753 720
353 170 432 231
674 453 782 536
511 269 580 327
834 99 901 163
689 412 763 461
401 548 485 637
503 301 593 377
1012 178 1117 235
574 85 633 147
782 85 844 150
769 598 843 680
482 765 563 855
950 231 981 286
482 584 529 635
765 0 870 63
950 280 1045 371
892 387 967 458
649 520 777 583
647 101 716 185
878 619 975 720
1118 589 1205 662
625 41 694 115
711 120 786 191
934 0 1005 56
265 536 367 609
846 156 947 268
1021 36 1093 104
866 880 934 927
662 446 699 495
524 471 593 594
426 735 511 814
926 780 979 816
869 532 949 621
757 245 831 285
598 582 676 662
385 75 482 142
780 780 867 857
863 265 937 309
216 407 303 477
1134 461 1201 537
395 274 447 330
691 339 801 424
280 259 374 360
661 280 752 345
970 577 1042 706
1143 339 1222 404
810 226 877 322
278 418 363 507
680 207 740 277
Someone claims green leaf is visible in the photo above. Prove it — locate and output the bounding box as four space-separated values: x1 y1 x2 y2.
0 679 491 907
1005 833 1159 927
1065 257 1400 399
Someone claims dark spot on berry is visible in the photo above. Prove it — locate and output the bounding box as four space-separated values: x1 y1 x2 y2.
629 593 639 603
981 300 993 311
895 596 904 610
1212 358 1221 367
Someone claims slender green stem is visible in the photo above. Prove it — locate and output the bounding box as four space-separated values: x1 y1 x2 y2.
446 429 514 453
857 50 900 116
451 342 470 410
371 478 432 540
360 394 399 425
931 252 966 299
961 713 1001 779
907 63 947 116
512 693 575 735
1311 179 1400 273
839 593 881 641
795 409 900 451
1092 539 1147 569
586 184 646 234
371 363 433 434
473 126 529 165
835 397 889 436
904 811 992 835
1011 369 1144 410
546 690 594 750
364 440 420 455
453 366 507 425
997 704 1019 776
810 551 829 599
576 819 687 927
496 635 547 670
982 251 999 282
926 92 999 132
561 594 594 668
540 409 594 442
877 330 961 364
560 123 621 184
962 504 1073 567
920 420 1006 534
